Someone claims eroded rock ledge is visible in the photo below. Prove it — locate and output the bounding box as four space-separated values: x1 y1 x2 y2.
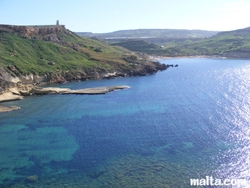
32 85 129 95
0 85 129 112
0 106 20 113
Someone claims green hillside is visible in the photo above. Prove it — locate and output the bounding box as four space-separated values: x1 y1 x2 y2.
162 26 250 57
77 29 218 39
109 26 250 58
0 28 129 76
111 40 161 54
0 25 168 86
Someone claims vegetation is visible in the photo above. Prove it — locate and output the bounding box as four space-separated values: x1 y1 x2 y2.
104 27 250 57
0 27 143 77
110 40 161 54
160 27 250 57
77 29 218 39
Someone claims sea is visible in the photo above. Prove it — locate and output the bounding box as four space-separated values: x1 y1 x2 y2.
0 58 250 187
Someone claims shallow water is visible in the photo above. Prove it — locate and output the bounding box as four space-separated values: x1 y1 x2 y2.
0 58 250 187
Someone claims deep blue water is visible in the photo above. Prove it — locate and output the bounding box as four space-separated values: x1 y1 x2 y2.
0 58 250 187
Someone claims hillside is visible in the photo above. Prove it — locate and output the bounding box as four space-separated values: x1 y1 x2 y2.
77 29 218 39
104 26 250 58
0 24 167 93
110 40 161 54
160 26 250 57
76 28 219 57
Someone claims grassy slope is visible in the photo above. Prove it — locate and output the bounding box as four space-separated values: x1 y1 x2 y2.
78 29 218 38
109 27 250 57
162 32 250 56
0 29 133 77
111 40 161 54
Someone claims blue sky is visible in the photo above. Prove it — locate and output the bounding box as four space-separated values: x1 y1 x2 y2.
1 0 250 33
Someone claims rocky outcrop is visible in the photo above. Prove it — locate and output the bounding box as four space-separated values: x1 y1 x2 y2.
0 24 65 40
0 106 20 113
0 91 23 112
152 61 168 70
3 84 129 97
65 85 130 94
29 85 130 95
0 62 167 95
32 61 168 83
0 67 16 94
128 61 168 76
0 84 130 112
31 87 70 95
0 92 23 102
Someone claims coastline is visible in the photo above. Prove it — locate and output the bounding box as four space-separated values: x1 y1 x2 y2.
0 54 231 113
149 55 228 61
0 85 130 113
0 92 23 112
0 92 23 103
0 59 167 113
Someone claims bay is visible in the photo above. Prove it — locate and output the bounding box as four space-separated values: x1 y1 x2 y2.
0 58 250 187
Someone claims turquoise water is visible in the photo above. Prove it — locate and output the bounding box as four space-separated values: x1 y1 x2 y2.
1 58 250 187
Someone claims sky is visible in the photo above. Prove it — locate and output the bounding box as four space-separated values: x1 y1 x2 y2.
1 0 250 33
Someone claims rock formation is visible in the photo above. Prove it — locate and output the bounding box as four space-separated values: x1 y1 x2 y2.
0 24 65 39
0 84 130 112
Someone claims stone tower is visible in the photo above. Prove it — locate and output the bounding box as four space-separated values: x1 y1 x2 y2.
56 20 59 25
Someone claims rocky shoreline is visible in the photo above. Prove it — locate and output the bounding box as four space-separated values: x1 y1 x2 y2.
31 85 130 95
0 106 20 113
0 59 168 112
0 85 129 112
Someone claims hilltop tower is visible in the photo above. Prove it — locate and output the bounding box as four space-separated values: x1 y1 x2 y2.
56 20 59 25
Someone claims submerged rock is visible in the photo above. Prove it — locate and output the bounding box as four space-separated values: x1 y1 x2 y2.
26 175 38 182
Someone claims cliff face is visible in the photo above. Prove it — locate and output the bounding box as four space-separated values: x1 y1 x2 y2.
0 62 167 89
0 68 15 94
0 24 65 38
